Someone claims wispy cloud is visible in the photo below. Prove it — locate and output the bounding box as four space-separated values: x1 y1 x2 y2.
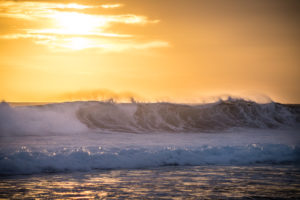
101 4 123 9
0 1 168 52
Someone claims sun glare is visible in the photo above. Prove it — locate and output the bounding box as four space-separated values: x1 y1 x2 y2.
52 12 104 35
48 12 109 50
0 0 167 51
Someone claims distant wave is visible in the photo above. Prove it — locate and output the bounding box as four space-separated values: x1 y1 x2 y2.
1 98 299 134
0 144 299 175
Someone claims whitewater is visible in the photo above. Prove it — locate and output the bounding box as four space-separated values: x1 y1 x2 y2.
0 98 299 175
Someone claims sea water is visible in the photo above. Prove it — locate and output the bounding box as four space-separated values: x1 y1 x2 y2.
0 99 299 199
1 165 299 199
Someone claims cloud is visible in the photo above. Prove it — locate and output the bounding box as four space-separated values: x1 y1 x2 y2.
101 4 123 9
0 0 168 52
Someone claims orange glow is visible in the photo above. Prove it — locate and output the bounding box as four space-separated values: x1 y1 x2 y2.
0 0 299 103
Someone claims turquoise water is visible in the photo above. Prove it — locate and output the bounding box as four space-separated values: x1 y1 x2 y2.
1 165 299 199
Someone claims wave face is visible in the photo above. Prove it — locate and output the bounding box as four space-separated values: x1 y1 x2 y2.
0 144 299 175
77 100 300 132
1 99 300 134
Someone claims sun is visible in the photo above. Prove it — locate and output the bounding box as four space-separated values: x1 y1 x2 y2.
46 12 108 50
52 12 105 35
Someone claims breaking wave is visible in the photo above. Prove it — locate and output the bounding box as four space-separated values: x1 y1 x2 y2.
0 144 299 175
0 98 299 134
1 98 299 175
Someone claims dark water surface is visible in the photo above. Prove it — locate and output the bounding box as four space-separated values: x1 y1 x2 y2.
1 165 299 199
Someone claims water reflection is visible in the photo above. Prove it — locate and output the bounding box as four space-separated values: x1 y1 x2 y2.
0 165 299 199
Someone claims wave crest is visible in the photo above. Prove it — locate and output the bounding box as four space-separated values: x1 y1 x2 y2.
1 98 299 134
76 99 300 132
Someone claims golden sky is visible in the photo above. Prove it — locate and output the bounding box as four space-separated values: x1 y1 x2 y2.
0 0 299 103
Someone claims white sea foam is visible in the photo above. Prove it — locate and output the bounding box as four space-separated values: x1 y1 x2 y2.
0 143 299 175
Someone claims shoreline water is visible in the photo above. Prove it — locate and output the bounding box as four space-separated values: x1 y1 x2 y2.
1 165 299 199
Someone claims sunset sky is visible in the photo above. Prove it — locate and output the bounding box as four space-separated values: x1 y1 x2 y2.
0 0 299 103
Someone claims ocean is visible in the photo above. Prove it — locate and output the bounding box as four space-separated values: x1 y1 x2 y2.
0 99 299 199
